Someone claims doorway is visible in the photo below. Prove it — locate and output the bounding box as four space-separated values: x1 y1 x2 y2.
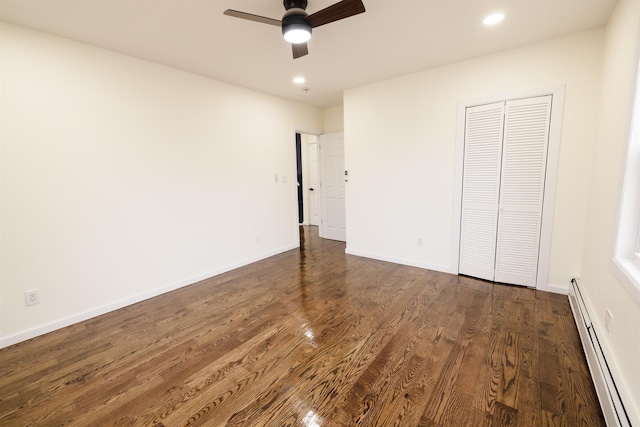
296 132 321 226
459 96 552 287
296 133 304 224
452 86 565 291
295 132 346 242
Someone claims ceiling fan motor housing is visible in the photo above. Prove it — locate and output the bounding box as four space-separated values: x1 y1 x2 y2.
283 0 308 10
282 10 312 42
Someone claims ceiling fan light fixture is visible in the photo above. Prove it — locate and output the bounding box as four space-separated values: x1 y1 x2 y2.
282 12 312 43
284 28 312 43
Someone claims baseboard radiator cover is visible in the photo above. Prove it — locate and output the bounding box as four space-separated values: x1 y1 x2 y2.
569 278 632 427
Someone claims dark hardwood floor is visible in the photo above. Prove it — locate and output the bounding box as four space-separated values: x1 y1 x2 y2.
0 226 604 426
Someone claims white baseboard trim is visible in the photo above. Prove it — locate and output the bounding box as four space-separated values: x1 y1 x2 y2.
345 247 455 275
0 243 298 350
546 282 569 295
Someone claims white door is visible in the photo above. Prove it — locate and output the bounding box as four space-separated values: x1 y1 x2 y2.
459 96 552 287
307 141 321 226
494 96 552 287
319 132 346 241
459 102 505 281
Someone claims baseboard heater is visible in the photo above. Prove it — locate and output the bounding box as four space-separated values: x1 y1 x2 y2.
568 278 631 426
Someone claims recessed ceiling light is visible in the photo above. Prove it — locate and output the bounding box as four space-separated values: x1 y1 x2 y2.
293 76 306 84
483 13 505 26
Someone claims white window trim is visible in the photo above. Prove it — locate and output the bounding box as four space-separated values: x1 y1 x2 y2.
611 63 640 307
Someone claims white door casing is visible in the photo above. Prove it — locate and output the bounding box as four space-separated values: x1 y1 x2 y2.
319 132 346 242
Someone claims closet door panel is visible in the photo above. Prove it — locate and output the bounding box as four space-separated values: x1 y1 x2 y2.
459 102 505 281
494 96 552 287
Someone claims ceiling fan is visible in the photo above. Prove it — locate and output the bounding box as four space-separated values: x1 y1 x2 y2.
223 0 366 59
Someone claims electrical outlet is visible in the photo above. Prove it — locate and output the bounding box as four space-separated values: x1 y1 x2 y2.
417 236 424 247
605 309 613 333
256 234 261 243
25 289 40 306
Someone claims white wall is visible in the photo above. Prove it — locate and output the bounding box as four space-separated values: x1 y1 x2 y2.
0 22 322 347
580 0 640 423
323 105 344 133
344 29 603 284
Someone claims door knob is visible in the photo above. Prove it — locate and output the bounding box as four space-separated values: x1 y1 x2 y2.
309 188 315 191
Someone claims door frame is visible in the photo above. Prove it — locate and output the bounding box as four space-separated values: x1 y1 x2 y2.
296 133 304 224
451 85 566 292
295 132 321 227
293 130 322 246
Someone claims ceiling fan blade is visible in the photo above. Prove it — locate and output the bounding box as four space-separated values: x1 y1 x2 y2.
306 0 365 28
292 43 309 59
223 9 281 26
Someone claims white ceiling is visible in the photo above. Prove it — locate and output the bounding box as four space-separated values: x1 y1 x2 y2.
0 0 617 108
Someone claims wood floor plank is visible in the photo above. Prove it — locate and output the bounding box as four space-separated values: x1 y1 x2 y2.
354 274 461 423
0 226 605 426
515 376 541 427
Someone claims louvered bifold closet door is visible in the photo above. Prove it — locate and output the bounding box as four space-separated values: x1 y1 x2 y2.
459 102 505 281
494 96 552 287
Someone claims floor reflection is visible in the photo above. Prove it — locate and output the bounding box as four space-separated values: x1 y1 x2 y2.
302 409 322 427
298 225 309 312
